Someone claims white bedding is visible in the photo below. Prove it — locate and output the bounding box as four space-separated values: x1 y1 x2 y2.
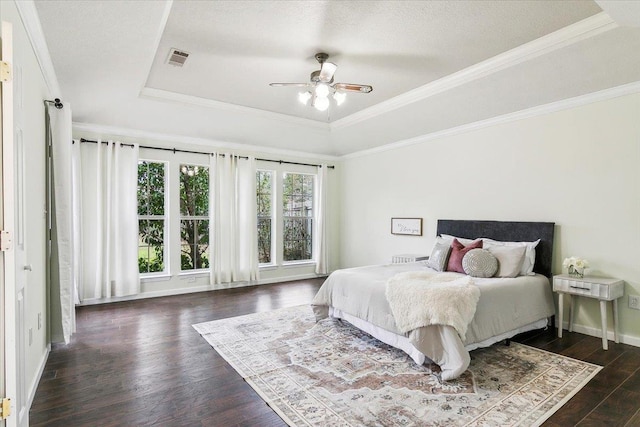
311 261 555 380
386 271 479 338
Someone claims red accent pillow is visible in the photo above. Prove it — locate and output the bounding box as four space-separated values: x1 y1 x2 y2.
446 238 483 273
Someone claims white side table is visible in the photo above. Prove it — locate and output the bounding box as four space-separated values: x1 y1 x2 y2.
553 274 624 350
391 254 429 263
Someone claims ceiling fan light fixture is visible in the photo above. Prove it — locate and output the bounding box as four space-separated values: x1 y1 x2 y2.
315 83 329 98
314 96 329 111
298 91 312 105
269 53 372 112
319 62 337 82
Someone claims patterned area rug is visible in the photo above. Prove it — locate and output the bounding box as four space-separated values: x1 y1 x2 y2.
193 306 601 426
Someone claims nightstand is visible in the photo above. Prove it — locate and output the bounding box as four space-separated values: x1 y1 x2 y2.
553 274 624 350
391 254 429 263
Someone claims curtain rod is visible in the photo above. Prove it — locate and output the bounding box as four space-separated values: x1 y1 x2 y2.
78 138 335 169
44 98 64 109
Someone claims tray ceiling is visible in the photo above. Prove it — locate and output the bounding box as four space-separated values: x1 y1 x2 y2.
33 1 640 156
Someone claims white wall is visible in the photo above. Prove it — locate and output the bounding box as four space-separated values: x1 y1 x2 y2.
73 130 341 303
339 93 640 345
2 0 51 424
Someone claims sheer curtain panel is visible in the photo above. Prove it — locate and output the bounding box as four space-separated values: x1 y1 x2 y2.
209 154 259 285
47 102 76 344
74 140 140 300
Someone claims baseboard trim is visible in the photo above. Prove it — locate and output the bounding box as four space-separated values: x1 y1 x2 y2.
255 272 327 286
25 343 50 426
556 319 640 348
78 273 327 306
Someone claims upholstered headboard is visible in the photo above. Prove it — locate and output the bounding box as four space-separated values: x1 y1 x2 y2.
436 219 555 278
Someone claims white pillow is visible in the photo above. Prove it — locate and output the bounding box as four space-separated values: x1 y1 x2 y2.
440 234 475 246
483 238 540 276
485 245 526 278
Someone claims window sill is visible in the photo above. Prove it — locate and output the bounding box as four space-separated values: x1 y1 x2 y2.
281 261 316 269
259 264 278 271
140 274 172 283
178 270 209 278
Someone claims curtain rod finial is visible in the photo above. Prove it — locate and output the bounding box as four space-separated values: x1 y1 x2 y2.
45 98 64 109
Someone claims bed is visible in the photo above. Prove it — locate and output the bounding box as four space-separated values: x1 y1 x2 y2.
312 219 556 380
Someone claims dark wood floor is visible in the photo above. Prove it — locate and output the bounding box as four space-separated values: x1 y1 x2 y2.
31 278 640 426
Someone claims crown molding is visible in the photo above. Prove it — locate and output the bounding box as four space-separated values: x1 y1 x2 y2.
331 12 618 131
75 81 640 163
342 81 640 160
14 0 62 97
138 0 173 91
72 121 340 162
137 11 617 133
139 87 330 131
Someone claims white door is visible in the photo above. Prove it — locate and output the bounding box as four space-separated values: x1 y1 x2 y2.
0 31 5 427
10 29 25 427
1 20 17 427
0 35 4 427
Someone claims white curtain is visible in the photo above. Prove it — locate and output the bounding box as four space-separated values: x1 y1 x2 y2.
314 164 329 275
74 139 140 299
47 102 76 344
70 140 83 303
209 154 259 285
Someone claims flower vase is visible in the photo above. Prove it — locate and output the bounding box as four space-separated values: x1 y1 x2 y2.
568 266 583 278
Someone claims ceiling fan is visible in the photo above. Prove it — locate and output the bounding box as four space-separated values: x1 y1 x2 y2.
269 53 373 111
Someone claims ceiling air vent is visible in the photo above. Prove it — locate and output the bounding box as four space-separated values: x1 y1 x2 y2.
166 48 189 67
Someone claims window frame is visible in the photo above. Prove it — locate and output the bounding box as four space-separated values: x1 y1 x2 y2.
256 164 318 268
179 163 210 272
282 171 315 264
257 169 275 267
137 159 169 278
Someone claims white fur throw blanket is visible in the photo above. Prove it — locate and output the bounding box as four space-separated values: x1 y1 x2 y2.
385 272 481 340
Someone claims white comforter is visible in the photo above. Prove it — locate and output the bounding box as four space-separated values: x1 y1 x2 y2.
311 262 555 380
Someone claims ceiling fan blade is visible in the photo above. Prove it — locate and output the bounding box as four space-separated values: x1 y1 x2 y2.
334 83 373 93
269 82 311 87
319 62 337 82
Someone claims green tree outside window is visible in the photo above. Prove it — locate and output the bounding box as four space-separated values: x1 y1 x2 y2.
257 170 273 264
180 164 209 270
138 161 166 273
283 173 313 261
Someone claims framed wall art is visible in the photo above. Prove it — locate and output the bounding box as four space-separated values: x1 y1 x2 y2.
391 217 423 236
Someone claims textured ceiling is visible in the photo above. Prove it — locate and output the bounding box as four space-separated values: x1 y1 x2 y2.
33 1 640 157
146 0 601 121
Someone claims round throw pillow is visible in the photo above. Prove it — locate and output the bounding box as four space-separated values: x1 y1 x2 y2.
462 248 498 278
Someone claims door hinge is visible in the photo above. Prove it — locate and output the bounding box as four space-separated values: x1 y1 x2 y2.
0 397 11 420
0 61 11 82
0 230 12 251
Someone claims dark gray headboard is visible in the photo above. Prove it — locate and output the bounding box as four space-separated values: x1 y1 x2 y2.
436 220 555 278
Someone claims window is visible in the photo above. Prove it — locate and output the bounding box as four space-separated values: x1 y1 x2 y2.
283 173 314 262
256 170 273 264
179 164 209 271
137 161 167 274
255 168 317 266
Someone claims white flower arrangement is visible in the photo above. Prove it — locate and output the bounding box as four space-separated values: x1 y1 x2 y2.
563 256 589 277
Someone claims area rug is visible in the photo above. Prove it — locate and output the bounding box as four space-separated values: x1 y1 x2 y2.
193 306 601 426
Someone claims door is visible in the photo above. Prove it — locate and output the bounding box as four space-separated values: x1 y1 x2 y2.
1 20 16 427
0 31 4 427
